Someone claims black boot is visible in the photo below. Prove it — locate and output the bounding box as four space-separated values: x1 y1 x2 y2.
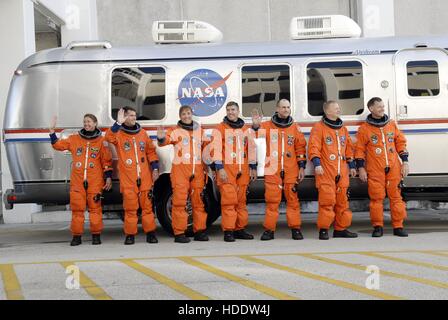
393 228 408 237
92 234 102 245
233 229 254 240
372 226 384 238
194 230 209 241
174 234 191 243
260 230 274 241
291 228 304 240
124 235 135 245
70 235 82 246
333 229 358 238
319 229 329 240
224 231 235 242
146 232 158 244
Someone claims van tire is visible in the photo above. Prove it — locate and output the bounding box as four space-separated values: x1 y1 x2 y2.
155 182 221 235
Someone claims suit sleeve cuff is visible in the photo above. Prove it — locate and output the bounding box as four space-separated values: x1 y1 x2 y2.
356 159 365 168
298 161 307 169
150 161 159 170
311 157 321 167
214 161 224 171
111 122 121 133
104 170 113 179
249 163 258 170
399 154 409 162
49 133 58 144
348 161 356 169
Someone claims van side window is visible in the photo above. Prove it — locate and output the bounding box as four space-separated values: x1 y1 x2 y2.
307 61 364 116
111 67 166 121
241 65 290 117
406 60 440 97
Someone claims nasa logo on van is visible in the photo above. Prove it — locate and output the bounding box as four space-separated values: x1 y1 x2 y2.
178 69 232 117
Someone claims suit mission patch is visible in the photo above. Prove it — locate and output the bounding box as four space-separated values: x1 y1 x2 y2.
287 135 294 146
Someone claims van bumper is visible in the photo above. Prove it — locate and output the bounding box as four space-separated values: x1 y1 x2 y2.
4 181 123 209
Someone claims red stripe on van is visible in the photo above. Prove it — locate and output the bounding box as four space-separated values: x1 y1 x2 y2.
397 119 448 125
4 129 64 134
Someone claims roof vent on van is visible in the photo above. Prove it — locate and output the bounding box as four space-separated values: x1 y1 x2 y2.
66 41 112 50
152 20 223 44
290 15 361 40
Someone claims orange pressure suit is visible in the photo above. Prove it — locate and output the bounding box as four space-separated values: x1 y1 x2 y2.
355 114 408 228
308 116 356 230
211 117 257 231
255 113 307 231
158 121 208 236
105 122 159 236
51 129 112 236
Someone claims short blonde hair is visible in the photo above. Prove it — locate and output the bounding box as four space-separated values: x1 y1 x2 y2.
323 100 338 111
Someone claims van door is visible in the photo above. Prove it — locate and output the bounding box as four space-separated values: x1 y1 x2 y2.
394 48 448 119
393 48 448 180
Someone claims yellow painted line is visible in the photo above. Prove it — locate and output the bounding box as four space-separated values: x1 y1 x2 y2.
240 255 404 300
60 262 112 300
0 264 24 300
294 250 448 256
3 250 448 267
418 251 448 258
299 253 448 289
120 259 209 300
178 256 298 300
358 252 448 272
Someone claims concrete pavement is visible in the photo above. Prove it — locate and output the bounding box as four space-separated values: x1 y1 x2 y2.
0 209 447 300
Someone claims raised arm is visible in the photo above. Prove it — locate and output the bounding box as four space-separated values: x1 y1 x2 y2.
105 108 127 145
49 116 71 151
156 125 173 147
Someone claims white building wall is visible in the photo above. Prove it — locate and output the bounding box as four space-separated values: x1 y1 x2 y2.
0 0 98 223
356 0 395 37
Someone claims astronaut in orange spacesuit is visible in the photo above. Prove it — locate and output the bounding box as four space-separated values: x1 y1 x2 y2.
106 107 160 245
157 105 209 243
355 97 409 237
211 101 258 242
251 99 307 241
50 114 112 246
308 101 358 240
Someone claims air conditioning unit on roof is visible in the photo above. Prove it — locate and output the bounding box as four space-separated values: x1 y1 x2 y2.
290 15 361 40
152 20 223 44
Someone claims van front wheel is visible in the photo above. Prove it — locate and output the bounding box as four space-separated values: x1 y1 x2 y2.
155 184 221 235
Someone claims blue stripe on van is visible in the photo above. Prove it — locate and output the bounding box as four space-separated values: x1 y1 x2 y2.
4 138 51 143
